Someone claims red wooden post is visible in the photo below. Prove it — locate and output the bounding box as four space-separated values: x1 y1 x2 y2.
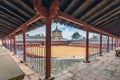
112 37 113 50
2 39 3 46
22 27 27 62
5 38 7 48
84 27 90 63
4 39 6 47
10 36 12 51
45 16 52 79
117 38 118 48
115 38 117 49
107 36 109 52
14 33 16 55
100 33 102 56
118 39 120 47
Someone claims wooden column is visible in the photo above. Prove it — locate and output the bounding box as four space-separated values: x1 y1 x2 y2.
2 39 3 46
5 38 7 48
107 36 109 52
10 36 12 51
119 39 120 47
117 38 118 48
84 27 90 63
45 16 52 79
99 33 102 56
22 27 27 62
115 38 117 49
112 37 113 50
14 33 16 55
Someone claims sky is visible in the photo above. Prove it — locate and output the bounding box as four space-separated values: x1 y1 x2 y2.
27 23 98 40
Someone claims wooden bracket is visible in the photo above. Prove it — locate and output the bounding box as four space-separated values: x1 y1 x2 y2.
49 0 59 19
33 0 47 17
21 25 27 33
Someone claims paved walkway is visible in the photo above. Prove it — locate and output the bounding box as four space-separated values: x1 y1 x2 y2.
0 47 42 80
55 51 120 80
0 47 24 80
1 46 120 80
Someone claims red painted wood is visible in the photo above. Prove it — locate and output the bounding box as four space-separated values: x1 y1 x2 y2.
23 31 26 61
85 28 90 63
22 27 27 62
14 33 16 55
10 36 12 51
115 38 117 49
112 37 113 50
100 33 102 56
58 11 114 36
107 36 109 52
45 17 52 79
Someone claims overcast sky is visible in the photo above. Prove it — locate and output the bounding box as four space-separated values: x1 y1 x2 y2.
27 23 98 40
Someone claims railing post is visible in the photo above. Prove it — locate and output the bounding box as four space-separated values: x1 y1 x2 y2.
107 36 109 53
99 32 102 56
14 33 16 55
21 26 27 62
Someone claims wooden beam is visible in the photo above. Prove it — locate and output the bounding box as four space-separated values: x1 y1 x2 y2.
58 11 113 37
58 11 84 26
9 14 44 37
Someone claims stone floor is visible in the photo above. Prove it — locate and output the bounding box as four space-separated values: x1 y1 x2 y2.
1 46 120 80
0 47 24 80
0 47 42 80
55 51 120 80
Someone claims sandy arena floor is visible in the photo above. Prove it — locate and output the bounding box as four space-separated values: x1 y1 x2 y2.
26 46 98 58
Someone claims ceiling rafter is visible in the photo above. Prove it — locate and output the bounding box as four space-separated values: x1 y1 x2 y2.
0 23 15 31
84 0 119 22
0 13 21 25
80 0 110 21
97 16 120 28
72 0 94 17
0 26 13 33
91 7 120 25
14 0 35 15
0 11 23 24
2 0 31 18
0 5 26 21
93 10 120 26
0 30 10 34
0 18 17 28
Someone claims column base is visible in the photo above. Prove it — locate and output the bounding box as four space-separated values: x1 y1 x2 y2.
83 61 90 63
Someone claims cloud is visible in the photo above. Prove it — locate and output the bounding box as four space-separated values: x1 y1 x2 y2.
26 23 98 40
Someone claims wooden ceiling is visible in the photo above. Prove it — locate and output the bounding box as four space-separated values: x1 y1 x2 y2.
0 0 120 38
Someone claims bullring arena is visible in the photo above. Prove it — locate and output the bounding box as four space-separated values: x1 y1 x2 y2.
26 45 99 58
23 42 107 58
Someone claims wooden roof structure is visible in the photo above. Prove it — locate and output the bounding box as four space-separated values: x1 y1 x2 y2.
0 0 120 38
